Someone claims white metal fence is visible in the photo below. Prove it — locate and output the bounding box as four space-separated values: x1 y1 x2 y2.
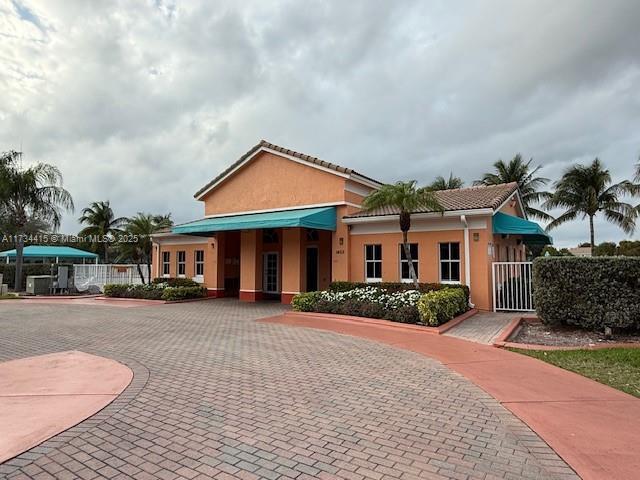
73 264 150 292
492 262 534 312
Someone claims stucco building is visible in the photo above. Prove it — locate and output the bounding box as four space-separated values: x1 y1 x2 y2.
151 140 550 310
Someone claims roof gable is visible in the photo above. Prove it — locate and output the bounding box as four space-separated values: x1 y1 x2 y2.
195 140 382 200
345 182 520 218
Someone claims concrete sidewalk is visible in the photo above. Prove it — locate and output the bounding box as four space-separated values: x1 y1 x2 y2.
265 313 640 480
444 312 514 344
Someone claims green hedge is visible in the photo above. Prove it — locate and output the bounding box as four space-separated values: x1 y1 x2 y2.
291 291 322 312
0 264 73 290
104 283 164 300
104 283 206 301
328 281 470 304
161 286 206 301
417 288 467 326
152 277 200 287
533 257 640 331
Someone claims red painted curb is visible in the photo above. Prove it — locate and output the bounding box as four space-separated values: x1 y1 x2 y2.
282 309 478 335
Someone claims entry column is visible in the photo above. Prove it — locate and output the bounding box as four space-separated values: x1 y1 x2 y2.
281 228 303 304
205 233 225 297
239 230 263 301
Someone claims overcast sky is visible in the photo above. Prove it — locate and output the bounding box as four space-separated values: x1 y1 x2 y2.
2 0 639 247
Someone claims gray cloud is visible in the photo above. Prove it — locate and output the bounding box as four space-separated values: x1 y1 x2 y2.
1 0 639 247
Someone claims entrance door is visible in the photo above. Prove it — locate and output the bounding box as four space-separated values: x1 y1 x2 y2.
263 252 279 294
306 247 319 292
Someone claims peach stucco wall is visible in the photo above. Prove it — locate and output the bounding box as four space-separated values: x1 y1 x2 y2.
347 223 498 311
349 231 467 285
154 241 211 281
202 152 349 215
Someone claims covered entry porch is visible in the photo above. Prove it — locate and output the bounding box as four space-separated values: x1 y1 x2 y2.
172 207 336 303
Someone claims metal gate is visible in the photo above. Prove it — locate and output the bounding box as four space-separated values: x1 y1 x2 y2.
492 262 534 312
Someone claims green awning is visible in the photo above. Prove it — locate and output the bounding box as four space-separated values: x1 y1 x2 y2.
173 206 337 235
492 212 552 245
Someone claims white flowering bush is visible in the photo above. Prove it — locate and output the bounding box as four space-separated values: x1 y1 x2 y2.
292 284 469 325
318 287 422 310
293 286 423 323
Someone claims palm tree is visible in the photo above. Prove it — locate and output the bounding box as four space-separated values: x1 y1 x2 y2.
0 151 74 291
544 158 637 256
78 201 128 263
117 213 173 283
474 154 552 221
429 173 464 191
361 181 442 287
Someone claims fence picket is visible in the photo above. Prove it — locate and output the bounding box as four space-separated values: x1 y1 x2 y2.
73 264 150 293
492 262 534 312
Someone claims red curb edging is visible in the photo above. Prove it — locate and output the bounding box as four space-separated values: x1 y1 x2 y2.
494 317 640 350
282 309 478 335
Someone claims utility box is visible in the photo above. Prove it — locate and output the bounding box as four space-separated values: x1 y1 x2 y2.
26 275 53 295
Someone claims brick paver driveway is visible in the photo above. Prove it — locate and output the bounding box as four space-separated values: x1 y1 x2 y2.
0 300 576 480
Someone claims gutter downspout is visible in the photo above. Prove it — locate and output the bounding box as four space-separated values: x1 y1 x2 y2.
460 215 474 308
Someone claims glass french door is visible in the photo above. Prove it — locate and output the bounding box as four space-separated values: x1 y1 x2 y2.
262 252 279 294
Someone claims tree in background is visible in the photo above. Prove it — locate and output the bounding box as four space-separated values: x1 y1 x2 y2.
78 201 128 263
0 151 74 291
474 154 552 221
117 213 173 283
537 245 573 257
593 242 617 256
428 173 464 191
362 181 442 287
544 159 638 256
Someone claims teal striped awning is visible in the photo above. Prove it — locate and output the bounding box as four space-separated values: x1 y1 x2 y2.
173 206 337 235
493 212 552 245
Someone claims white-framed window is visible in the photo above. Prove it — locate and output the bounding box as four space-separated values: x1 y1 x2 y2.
399 243 419 283
194 250 204 277
439 242 461 283
162 251 170 277
365 244 382 282
177 251 186 277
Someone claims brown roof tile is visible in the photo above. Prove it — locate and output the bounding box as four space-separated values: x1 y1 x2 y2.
194 140 383 198
345 182 519 217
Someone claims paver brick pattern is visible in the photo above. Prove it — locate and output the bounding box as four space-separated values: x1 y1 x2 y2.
0 299 577 480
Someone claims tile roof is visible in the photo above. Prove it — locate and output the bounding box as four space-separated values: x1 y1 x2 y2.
345 182 519 218
195 140 383 198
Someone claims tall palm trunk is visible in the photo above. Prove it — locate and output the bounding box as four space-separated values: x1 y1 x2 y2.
104 241 109 264
14 234 24 292
589 215 595 256
399 211 418 288
135 262 146 284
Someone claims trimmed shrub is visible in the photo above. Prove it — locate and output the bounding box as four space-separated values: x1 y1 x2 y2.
103 283 164 300
152 277 199 287
291 291 322 312
161 286 207 301
417 288 467 326
533 257 640 331
103 284 129 298
327 281 470 305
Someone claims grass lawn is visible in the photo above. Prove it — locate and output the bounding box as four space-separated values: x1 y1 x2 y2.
0 294 21 300
510 347 640 398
